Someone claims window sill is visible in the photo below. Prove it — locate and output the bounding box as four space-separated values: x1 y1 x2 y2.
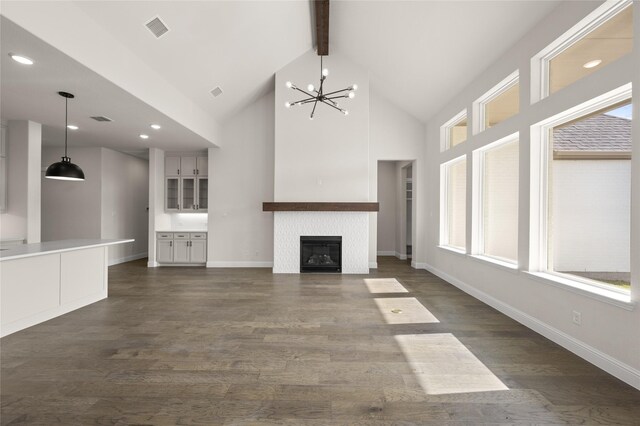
468 254 519 274
524 272 635 311
438 245 466 256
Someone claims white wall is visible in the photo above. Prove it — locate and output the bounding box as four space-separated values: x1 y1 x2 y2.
422 0 639 388
274 50 370 202
207 91 275 267
42 146 146 265
377 161 397 254
553 160 630 272
369 91 425 265
101 148 149 264
1 120 41 243
41 147 102 241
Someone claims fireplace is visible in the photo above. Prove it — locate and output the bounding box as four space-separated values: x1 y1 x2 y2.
300 236 342 273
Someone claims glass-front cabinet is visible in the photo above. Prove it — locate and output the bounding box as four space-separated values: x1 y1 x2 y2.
166 177 180 211
164 154 208 212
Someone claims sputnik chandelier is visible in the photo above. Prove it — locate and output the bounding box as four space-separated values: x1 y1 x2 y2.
284 56 357 119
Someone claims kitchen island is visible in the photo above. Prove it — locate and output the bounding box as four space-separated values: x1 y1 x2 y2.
0 239 133 337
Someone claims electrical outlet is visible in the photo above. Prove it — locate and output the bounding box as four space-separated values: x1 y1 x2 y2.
572 310 581 325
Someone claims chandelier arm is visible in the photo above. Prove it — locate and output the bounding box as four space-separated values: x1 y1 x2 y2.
320 99 346 113
322 97 338 106
324 95 350 101
310 98 319 119
291 97 316 106
321 87 353 97
293 86 317 98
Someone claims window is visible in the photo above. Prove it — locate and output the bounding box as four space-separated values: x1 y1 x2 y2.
441 156 467 250
473 71 519 134
441 110 467 150
534 0 633 100
474 135 519 264
538 87 632 293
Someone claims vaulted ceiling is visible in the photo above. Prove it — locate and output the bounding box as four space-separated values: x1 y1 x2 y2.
1 0 563 151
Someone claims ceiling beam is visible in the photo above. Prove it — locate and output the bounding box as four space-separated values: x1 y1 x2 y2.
315 0 329 56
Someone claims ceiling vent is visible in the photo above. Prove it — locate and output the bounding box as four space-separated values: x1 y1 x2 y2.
90 116 113 122
145 16 169 38
210 86 223 98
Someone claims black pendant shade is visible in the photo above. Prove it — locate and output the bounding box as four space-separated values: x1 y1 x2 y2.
45 91 85 181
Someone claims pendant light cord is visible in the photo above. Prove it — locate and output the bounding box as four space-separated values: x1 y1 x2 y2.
64 96 68 158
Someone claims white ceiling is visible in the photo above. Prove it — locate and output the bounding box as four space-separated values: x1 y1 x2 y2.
0 16 213 156
1 0 564 154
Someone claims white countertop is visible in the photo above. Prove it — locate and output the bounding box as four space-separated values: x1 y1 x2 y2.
157 230 207 233
0 239 134 261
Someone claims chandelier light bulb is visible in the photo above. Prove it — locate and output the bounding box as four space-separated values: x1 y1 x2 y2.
285 81 293 89
309 115 314 120
284 102 291 108
348 92 355 99
343 110 349 116
352 84 358 91
307 84 315 92
322 68 329 77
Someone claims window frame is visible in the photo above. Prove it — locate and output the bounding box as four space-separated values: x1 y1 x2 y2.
531 83 632 295
531 0 633 103
440 109 468 151
472 70 519 135
440 155 467 252
472 133 520 266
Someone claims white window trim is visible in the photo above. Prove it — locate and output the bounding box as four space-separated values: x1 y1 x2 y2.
472 70 519 135
472 133 519 264
531 0 633 104
440 155 467 251
440 109 467 152
530 83 632 298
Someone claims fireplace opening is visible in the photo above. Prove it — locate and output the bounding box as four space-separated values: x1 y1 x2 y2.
300 236 342 273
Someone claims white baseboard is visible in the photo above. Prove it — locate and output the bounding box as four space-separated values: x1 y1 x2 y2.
147 260 158 267
369 262 378 269
421 262 640 391
396 252 407 260
377 251 396 256
206 261 273 268
109 252 147 266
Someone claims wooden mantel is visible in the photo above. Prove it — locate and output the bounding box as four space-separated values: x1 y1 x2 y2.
262 202 379 212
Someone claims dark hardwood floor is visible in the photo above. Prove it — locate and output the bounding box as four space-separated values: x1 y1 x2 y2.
2 257 639 425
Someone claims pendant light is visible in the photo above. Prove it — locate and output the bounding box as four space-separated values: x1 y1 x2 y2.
45 91 85 181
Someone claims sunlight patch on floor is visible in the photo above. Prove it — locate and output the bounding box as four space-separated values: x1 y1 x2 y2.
395 333 508 395
374 297 439 324
364 278 409 293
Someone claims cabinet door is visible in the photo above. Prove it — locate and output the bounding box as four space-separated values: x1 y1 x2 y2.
166 177 180 211
181 178 196 210
196 156 208 176
181 156 197 177
165 156 181 176
174 240 190 263
196 177 208 211
157 240 173 263
190 240 207 263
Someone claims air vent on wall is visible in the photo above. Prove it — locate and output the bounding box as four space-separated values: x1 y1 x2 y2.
210 86 223 98
90 116 113 122
145 16 169 38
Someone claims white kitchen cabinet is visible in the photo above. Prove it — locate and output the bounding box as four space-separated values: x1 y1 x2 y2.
0 125 7 213
164 153 208 212
157 240 173 263
156 232 207 265
181 156 197 177
165 156 181 176
196 156 208 176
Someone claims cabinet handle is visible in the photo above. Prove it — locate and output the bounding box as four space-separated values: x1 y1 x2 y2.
177 203 180 210
178 169 180 175
197 169 199 175
170 241 172 247
193 169 195 175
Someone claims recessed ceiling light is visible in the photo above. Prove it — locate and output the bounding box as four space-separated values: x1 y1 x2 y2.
139 134 149 139
150 124 161 130
9 53 34 65
67 125 79 130
583 59 602 69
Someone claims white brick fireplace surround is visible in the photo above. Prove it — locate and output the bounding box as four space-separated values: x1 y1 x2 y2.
273 211 369 274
